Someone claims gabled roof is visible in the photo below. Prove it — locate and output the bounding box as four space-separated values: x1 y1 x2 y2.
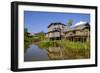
48 22 65 28
64 23 90 32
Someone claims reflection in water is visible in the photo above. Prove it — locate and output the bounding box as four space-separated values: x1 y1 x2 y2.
24 44 66 61
24 44 89 61
24 44 49 61
24 43 30 53
47 47 72 60
48 47 64 60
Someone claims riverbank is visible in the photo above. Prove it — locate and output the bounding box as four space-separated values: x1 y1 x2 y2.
38 40 90 49
34 40 90 59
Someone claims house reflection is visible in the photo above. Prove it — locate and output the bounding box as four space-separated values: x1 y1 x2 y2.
47 47 65 60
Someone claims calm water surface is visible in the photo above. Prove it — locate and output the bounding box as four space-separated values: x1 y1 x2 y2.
24 44 88 61
24 44 49 61
24 44 65 61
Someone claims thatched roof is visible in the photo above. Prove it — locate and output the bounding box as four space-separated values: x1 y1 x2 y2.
47 30 60 33
64 23 90 32
48 22 65 28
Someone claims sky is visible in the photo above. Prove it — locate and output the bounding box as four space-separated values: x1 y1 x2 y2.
24 11 90 34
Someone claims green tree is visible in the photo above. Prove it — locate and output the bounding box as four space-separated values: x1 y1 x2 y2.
35 31 46 40
24 28 28 32
24 28 31 51
24 28 31 42
67 19 73 26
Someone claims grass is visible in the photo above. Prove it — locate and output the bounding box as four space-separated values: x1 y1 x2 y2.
38 40 54 48
37 39 90 59
38 39 90 49
24 36 90 59
59 40 90 58
57 40 90 49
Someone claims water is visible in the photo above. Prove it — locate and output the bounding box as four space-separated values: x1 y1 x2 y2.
24 44 88 62
24 44 49 61
24 44 65 61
